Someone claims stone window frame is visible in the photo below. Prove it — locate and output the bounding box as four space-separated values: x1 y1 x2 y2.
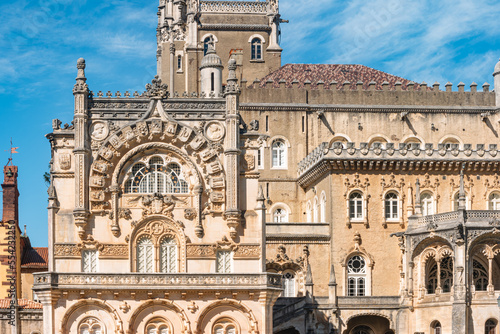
417 245 454 298
269 202 291 223
78 317 105 334
451 190 471 211
269 136 290 170
175 50 184 73
420 191 436 216
282 269 297 297
248 34 265 61
382 190 403 226
430 320 442 334
212 317 239 334
145 317 173 334
487 191 500 210
342 251 373 297
81 249 99 273
347 190 367 225
305 201 312 223
485 319 497 334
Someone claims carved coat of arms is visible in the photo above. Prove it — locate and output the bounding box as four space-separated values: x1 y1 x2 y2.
141 193 175 217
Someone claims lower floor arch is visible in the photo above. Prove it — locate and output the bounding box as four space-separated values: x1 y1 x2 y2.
127 299 191 334
60 299 123 334
343 314 394 334
194 299 259 334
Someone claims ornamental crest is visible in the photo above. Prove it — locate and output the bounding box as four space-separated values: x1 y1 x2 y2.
243 153 255 170
141 193 175 217
59 153 71 170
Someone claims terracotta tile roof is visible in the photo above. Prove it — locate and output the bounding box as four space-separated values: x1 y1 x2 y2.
257 64 427 90
0 299 43 309
21 247 48 269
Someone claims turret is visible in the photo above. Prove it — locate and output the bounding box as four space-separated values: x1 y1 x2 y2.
494 58 500 107
200 41 223 98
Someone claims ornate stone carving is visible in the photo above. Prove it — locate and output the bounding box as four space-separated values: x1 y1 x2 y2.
141 193 175 217
99 244 128 258
186 244 216 258
145 75 169 98
184 208 197 220
119 301 131 314
187 301 199 314
54 244 81 257
90 121 109 141
344 173 370 197
234 245 261 258
59 153 71 170
205 121 225 141
243 154 255 171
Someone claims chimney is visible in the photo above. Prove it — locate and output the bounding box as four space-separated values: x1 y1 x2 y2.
2 165 19 222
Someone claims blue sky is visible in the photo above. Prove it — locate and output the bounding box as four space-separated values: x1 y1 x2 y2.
1 0 500 247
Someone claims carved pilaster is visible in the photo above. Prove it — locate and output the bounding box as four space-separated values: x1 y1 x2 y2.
110 184 121 237
194 185 204 238
73 58 90 239
224 59 241 239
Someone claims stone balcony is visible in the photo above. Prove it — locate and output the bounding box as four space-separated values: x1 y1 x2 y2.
337 296 400 309
33 272 282 291
266 222 330 243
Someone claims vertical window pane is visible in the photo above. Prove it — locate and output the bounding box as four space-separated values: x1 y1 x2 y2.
82 250 97 273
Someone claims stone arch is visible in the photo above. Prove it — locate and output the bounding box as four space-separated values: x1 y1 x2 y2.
248 34 266 44
438 134 463 148
344 313 393 334
201 33 219 44
129 215 189 272
60 298 123 334
401 135 425 146
128 299 191 334
328 134 352 147
88 118 226 213
411 235 453 258
367 134 390 148
269 202 292 222
195 299 259 334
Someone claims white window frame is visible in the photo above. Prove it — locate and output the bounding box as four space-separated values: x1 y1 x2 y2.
271 139 287 169
421 192 435 216
384 192 400 221
488 192 500 210
348 191 365 222
137 236 154 273
160 237 178 273
346 255 368 296
216 250 233 273
282 271 296 297
82 249 98 273
273 207 288 223
306 201 312 223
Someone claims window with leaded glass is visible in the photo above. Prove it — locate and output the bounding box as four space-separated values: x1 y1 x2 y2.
271 140 287 168
216 250 233 273
137 236 154 273
473 259 488 291
347 255 366 296
274 208 288 223
282 271 295 297
384 192 399 219
82 250 98 273
349 192 363 220
160 237 177 273
125 157 189 194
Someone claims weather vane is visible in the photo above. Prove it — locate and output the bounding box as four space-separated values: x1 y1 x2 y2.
5 138 18 166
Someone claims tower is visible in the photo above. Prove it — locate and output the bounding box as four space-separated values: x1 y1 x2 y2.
156 0 283 95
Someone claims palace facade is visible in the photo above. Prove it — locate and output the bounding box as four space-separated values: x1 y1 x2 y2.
34 1 500 334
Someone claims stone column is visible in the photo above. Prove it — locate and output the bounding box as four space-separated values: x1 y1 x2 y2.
487 256 494 294
37 289 61 334
255 186 266 272
224 59 241 239
72 58 90 239
452 238 467 334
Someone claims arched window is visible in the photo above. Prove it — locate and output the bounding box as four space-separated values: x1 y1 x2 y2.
440 256 453 293
313 197 318 222
320 193 326 223
213 319 238 334
273 208 288 222
282 271 296 297
204 37 213 56
384 192 399 219
306 201 312 223
160 237 177 273
431 321 442 334
251 38 262 60
426 257 438 294
271 140 287 168
347 255 366 296
349 192 364 219
489 192 500 210
146 318 171 334
137 236 154 273
79 318 104 334
485 319 497 334
473 259 488 291
404 137 422 149
421 192 434 216
442 137 460 150
125 157 189 194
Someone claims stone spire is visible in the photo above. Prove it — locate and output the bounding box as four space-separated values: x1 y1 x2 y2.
414 179 422 216
494 58 500 107
458 163 466 210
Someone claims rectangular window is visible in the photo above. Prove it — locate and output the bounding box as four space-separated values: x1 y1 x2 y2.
82 250 98 273
265 115 269 132
302 116 305 133
258 147 264 169
177 55 182 70
216 251 233 273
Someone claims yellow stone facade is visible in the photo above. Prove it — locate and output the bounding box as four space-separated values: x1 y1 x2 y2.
34 1 500 334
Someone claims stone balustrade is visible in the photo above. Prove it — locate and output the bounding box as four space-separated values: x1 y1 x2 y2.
200 1 268 14
33 272 282 290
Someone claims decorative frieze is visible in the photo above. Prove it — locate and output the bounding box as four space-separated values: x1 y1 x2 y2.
187 243 260 259
200 1 267 14
54 243 129 258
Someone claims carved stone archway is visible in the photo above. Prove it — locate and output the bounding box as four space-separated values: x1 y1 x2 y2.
60 298 123 334
128 299 191 334
194 299 259 334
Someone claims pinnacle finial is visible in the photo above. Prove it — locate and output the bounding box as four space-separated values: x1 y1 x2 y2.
76 58 86 80
458 163 466 210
